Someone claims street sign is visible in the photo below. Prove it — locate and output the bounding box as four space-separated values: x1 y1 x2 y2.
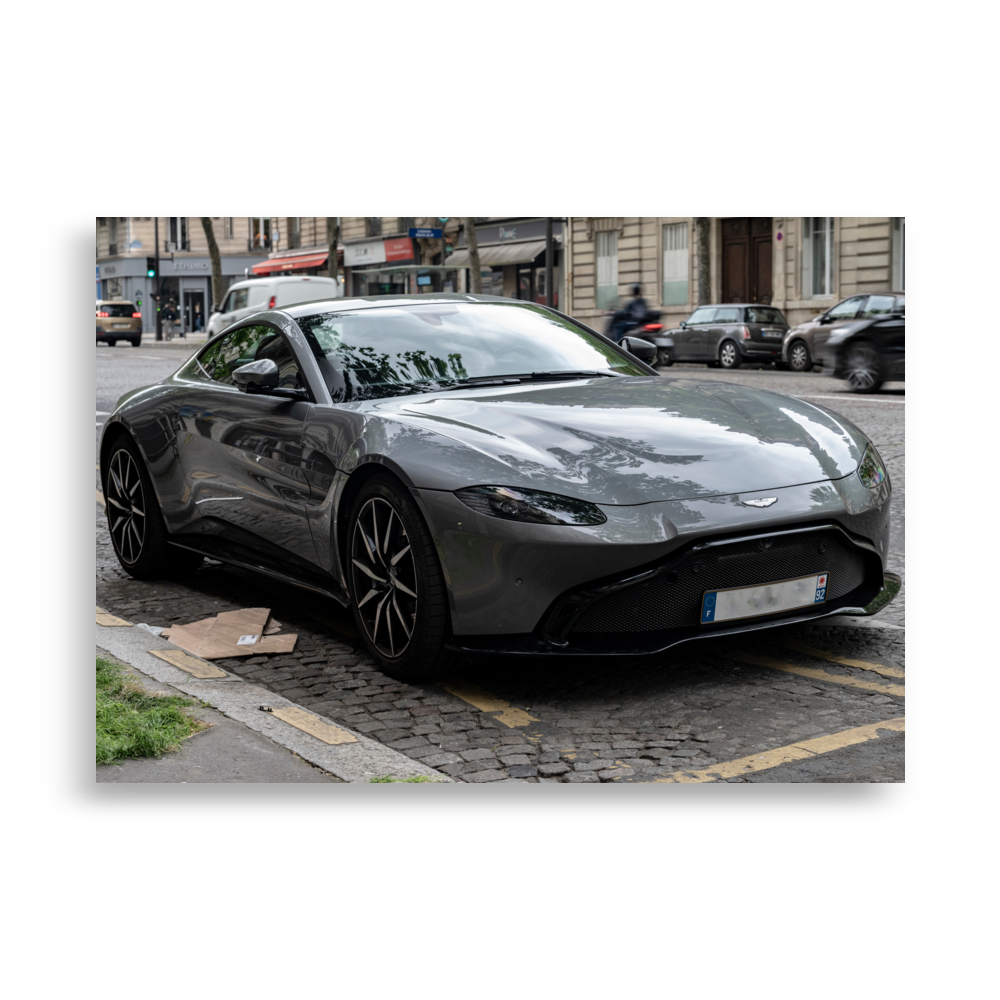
409 227 442 239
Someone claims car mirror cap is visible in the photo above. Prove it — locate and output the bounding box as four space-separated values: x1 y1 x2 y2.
620 337 657 362
233 358 279 391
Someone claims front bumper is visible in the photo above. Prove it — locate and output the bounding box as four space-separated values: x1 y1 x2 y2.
414 469 891 655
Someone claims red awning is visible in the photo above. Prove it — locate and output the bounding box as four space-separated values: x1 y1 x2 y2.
252 252 329 275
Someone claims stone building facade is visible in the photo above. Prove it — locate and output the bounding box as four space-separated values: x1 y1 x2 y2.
563 217 905 330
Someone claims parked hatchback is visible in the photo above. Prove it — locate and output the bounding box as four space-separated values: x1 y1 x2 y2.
782 292 905 372
207 275 342 336
645 304 789 368
96 301 142 347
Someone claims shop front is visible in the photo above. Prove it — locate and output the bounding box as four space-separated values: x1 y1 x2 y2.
450 219 563 306
344 237 466 296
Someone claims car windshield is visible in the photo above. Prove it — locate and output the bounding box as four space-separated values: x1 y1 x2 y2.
745 306 787 326
297 301 647 401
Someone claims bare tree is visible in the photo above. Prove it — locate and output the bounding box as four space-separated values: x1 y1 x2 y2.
200 217 224 311
464 218 482 293
327 217 340 290
695 217 711 305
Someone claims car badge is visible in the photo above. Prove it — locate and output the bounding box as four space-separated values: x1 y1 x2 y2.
743 497 778 508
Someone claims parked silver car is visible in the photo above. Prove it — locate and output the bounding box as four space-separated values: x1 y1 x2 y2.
782 292 905 372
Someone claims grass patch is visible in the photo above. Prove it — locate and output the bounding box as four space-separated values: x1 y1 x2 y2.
96 656 207 765
369 774 438 783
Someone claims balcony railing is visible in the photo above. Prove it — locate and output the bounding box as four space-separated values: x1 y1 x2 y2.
165 240 191 252
248 237 272 252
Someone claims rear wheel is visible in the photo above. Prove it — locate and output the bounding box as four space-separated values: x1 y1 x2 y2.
719 341 742 369
105 338 117 347
788 340 811 372
346 474 457 680
844 343 883 393
130 337 141 347
103 436 203 579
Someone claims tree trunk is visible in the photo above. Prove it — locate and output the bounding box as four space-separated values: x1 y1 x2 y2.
200 217 224 312
464 218 482 293
327 217 340 291
696 217 711 305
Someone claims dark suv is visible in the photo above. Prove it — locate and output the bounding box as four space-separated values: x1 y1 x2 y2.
646 304 789 369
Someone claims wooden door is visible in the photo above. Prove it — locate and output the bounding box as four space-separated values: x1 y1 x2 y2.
722 218 773 303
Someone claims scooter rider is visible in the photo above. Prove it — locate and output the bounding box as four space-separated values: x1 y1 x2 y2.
609 284 649 342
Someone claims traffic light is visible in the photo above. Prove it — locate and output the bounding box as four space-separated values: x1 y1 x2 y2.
146 257 157 279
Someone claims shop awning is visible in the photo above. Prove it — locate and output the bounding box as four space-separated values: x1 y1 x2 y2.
446 239 547 269
252 252 329 275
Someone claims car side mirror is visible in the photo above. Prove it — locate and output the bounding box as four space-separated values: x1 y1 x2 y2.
818 315 834 324
620 337 657 363
211 304 220 314
233 359 279 392
679 320 688 328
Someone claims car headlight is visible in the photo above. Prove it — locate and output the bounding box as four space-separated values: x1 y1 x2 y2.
454 485 607 525
858 442 887 489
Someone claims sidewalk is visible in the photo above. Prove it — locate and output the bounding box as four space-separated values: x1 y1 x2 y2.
96 614 453 783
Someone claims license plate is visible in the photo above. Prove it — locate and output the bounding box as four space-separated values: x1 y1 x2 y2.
762 330 784 339
701 572 829 624
114 323 129 328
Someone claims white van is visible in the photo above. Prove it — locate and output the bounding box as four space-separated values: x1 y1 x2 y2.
207 275 342 336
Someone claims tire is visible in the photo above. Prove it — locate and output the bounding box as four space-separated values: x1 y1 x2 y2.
103 435 204 580
843 343 883 393
346 473 457 680
106 339 117 347
719 341 742 369
130 338 141 347
657 348 673 367
788 340 811 372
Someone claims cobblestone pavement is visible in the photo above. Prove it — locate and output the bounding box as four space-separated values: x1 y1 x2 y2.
97 346 904 783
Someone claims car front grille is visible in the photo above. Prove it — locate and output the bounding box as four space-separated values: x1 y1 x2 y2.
570 528 867 634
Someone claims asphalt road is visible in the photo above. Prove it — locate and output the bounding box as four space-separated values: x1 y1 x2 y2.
96 341 905 783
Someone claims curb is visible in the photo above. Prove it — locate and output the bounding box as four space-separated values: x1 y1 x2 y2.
96 622 454 783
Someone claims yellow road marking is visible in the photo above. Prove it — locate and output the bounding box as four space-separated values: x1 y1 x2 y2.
772 638 904 679
148 648 227 679
96 606 132 627
441 679 540 728
96 490 106 507
270 705 358 745
723 652 904 697
646 718 905 783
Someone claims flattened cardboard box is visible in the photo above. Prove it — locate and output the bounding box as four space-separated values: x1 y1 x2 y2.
162 607 297 659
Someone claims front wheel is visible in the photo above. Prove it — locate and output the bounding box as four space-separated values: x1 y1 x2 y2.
347 474 456 680
788 340 811 372
719 341 742 369
843 343 883 393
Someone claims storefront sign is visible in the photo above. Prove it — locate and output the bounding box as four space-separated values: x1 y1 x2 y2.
103 266 117 275
174 261 210 271
498 226 517 240
344 240 386 267
384 238 414 262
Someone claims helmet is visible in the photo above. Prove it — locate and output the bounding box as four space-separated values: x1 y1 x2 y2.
631 284 642 296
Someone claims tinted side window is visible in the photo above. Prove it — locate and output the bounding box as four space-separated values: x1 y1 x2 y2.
687 307 717 325
862 295 896 318
827 296 864 320
253 331 304 390
198 325 279 385
714 307 740 323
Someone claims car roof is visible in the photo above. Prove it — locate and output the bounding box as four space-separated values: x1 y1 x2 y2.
693 303 785 310
283 292 523 318
96 300 134 305
230 275 339 288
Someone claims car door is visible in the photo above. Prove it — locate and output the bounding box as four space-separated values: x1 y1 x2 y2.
707 306 741 359
812 295 866 357
178 323 322 568
213 286 249 333
674 307 716 360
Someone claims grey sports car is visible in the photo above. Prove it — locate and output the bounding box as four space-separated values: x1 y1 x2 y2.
100 294 894 680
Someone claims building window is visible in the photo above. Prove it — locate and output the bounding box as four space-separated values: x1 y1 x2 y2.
167 217 190 252
596 231 619 309
400 217 416 234
108 218 118 256
892 217 905 290
223 217 234 239
662 222 689 306
802 218 834 297
288 217 301 249
249 217 271 251
366 217 382 237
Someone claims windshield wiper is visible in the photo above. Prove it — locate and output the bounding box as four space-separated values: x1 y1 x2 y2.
417 371 626 394
426 377 524 393
521 369 627 381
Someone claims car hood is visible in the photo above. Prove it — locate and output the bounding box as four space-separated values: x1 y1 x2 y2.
365 375 866 505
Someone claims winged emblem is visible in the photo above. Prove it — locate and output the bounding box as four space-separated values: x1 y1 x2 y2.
742 497 778 508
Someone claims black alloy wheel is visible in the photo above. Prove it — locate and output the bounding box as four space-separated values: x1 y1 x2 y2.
788 340 811 372
719 341 742 369
106 446 147 567
844 343 883 393
103 435 204 580
346 474 455 679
